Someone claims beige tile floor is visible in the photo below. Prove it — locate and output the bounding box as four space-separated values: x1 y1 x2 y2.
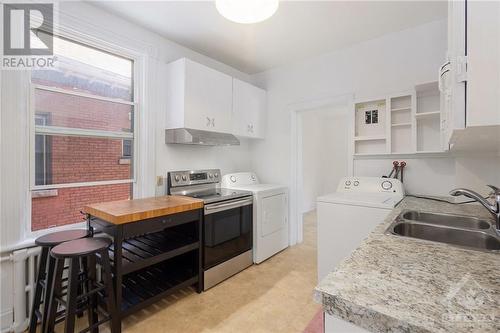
55 211 320 333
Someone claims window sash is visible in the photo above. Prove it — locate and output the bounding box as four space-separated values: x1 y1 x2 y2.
35 125 134 140
31 178 134 191
34 84 136 106
30 40 137 191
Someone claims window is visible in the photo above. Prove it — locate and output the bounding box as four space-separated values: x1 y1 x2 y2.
35 114 52 185
122 139 133 158
30 34 136 231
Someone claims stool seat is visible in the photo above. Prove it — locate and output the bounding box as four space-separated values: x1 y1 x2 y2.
30 229 90 333
46 236 118 333
51 238 111 258
35 229 89 247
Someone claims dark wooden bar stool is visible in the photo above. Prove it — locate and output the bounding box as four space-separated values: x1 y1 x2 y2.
29 229 89 333
45 237 119 333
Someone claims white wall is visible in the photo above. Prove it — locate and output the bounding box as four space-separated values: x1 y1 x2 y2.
301 106 348 212
251 19 500 199
251 20 448 188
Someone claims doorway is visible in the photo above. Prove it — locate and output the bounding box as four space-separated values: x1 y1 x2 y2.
289 94 353 244
300 106 349 213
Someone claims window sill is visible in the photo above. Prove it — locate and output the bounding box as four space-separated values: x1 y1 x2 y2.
119 158 131 165
1 221 88 254
31 189 58 198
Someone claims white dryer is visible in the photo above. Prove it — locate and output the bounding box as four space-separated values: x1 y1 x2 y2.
222 172 289 264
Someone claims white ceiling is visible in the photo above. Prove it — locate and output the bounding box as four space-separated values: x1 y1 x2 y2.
91 1 447 74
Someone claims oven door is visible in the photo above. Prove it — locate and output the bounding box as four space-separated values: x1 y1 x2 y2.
204 196 253 269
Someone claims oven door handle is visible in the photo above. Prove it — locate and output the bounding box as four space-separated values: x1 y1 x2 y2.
204 197 253 215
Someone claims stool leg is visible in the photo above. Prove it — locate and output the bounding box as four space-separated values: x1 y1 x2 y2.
100 250 120 333
64 258 79 333
41 255 56 333
29 247 49 333
85 255 98 333
76 257 85 319
45 258 65 333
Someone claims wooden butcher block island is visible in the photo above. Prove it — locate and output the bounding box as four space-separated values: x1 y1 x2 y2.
83 196 204 332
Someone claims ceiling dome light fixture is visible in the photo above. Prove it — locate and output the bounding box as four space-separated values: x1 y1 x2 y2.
215 0 279 24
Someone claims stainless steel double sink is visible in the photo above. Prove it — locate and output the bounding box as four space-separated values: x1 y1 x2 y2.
386 210 500 252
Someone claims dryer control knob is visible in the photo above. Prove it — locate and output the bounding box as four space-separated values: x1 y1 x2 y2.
381 180 393 190
354 181 359 186
181 175 187 181
345 180 352 186
174 175 180 182
230 176 236 183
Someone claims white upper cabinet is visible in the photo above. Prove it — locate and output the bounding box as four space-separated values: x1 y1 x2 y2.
466 0 500 127
166 58 233 133
442 0 500 151
232 78 267 139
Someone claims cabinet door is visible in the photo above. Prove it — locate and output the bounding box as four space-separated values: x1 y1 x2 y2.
467 0 500 126
447 0 466 133
184 59 233 132
232 79 266 138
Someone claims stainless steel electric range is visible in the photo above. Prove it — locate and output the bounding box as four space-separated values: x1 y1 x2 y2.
167 169 253 290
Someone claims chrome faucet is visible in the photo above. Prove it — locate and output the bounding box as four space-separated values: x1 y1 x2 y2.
450 185 500 233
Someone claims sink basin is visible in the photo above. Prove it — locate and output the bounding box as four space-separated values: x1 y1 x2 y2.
391 221 500 251
401 211 491 230
386 210 500 252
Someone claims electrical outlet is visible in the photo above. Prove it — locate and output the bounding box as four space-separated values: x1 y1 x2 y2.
156 176 164 186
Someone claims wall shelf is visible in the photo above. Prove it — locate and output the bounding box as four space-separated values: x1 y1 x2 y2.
391 123 411 127
354 135 386 141
353 99 387 154
352 81 444 157
416 82 442 152
391 107 411 112
416 111 440 118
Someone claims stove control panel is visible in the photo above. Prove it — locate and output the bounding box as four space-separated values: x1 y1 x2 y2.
168 169 221 188
337 176 405 195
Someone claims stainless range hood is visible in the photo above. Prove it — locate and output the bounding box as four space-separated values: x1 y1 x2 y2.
165 128 240 146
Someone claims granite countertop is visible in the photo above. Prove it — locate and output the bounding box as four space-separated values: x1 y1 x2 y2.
83 195 204 224
315 197 500 333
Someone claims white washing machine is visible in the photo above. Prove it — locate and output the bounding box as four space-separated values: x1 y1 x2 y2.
222 172 289 264
317 176 405 281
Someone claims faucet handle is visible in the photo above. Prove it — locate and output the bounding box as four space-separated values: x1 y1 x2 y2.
487 185 500 202
487 185 500 194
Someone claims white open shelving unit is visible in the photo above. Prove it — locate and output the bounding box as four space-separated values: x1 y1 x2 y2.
353 81 444 157
353 99 387 154
415 82 442 153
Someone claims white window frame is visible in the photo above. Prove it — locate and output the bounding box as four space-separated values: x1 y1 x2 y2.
34 114 50 186
26 26 146 238
29 33 140 192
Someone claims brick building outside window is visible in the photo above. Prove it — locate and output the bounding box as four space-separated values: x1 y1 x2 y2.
30 34 136 231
